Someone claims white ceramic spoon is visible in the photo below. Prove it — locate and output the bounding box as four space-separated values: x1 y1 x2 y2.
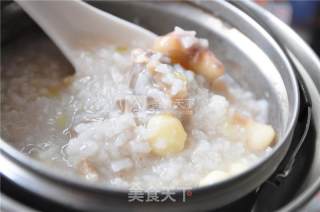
15 0 157 68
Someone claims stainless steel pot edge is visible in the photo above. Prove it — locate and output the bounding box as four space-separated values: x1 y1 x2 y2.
229 1 320 211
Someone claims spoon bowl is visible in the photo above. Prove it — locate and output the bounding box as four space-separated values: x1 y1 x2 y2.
15 0 157 68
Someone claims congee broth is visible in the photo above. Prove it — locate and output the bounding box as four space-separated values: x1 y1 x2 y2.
1 27 276 190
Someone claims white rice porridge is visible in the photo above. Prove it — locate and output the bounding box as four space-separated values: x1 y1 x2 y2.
1 28 275 190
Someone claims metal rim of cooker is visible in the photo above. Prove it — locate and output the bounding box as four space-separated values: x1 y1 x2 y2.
229 1 320 211
1 0 316 210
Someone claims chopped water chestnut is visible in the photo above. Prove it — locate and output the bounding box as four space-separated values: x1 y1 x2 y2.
147 114 187 156
153 27 224 83
189 49 224 82
246 121 276 151
222 112 276 151
199 170 229 186
229 162 248 175
153 33 186 65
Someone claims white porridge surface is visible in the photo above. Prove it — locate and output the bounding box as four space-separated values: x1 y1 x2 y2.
1 28 275 190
